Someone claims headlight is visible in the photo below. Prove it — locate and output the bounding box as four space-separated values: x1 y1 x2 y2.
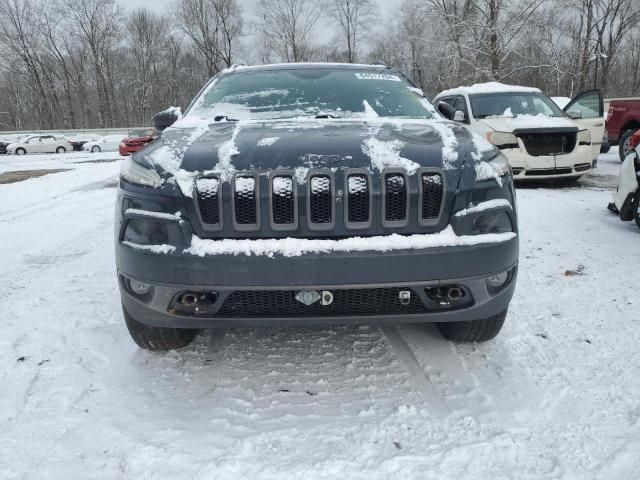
486 131 518 149
120 154 162 188
470 211 513 234
453 209 514 236
475 152 510 183
577 129 591 146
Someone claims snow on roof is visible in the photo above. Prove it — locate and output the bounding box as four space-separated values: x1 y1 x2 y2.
438 82 541 97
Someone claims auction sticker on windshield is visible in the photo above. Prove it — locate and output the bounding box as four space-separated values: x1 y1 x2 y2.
355 73 402 81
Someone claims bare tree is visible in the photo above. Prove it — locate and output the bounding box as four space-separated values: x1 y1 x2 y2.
258 0 323 62
329 0 377 63
175 0 242 76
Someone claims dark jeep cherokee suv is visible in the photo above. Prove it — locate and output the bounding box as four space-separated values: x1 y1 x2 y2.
116 63 518 350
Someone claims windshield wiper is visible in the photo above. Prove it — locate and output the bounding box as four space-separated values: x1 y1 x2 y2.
214 115 238 122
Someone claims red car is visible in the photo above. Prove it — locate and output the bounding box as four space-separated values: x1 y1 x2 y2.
119 128 156 156
605 98 640 160
630 129 640 152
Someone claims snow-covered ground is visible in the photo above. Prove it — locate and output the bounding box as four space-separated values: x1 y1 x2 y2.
0 151 638 479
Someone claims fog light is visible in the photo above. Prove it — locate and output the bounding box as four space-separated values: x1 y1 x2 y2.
129 279 151 295
487 271 509 288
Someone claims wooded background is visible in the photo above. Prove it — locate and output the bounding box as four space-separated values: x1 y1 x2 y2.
0 0 638 130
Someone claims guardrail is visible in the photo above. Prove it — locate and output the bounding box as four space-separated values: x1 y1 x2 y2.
0 127 149 137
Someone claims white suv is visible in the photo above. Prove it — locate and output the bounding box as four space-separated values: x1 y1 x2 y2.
6 135 69 155
433 83 604 180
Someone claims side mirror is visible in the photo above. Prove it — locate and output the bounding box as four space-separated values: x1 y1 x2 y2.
566 110 582 120
437 101 456 120
153 107 181 132
453 110 465 122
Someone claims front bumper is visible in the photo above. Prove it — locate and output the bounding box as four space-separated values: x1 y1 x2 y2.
504 145 593 180
117 234 519 328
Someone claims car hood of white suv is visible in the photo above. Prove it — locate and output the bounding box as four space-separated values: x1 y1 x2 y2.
478 114 578 132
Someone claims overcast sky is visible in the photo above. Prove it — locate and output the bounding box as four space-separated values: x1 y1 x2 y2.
120 0 403 26
119 0 403 64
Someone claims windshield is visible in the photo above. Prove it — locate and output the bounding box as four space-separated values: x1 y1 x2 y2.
186 68 436 121
469 92 565 119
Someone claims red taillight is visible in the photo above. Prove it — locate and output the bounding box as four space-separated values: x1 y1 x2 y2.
631 131 640 150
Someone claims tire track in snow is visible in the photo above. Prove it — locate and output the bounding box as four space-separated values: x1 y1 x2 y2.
381 326 449 418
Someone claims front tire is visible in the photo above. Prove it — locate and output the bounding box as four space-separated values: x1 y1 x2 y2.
633 191 640 229
619 129 638 161
56 146 66 154
122 305 198 351
15 148 26 155
91 145 101 153
437 309 507 342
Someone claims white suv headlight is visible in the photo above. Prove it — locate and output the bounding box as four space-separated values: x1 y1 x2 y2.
120 155 162 188
577 129 591 146
486 131 519 149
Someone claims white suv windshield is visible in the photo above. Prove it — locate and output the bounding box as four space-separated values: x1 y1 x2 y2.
469 92 565 119
187 68 436 121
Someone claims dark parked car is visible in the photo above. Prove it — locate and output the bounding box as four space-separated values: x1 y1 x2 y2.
116 63 518 351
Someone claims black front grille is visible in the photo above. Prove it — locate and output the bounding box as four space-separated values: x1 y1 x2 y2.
196 178 220 224
421 173 443 220
217 288 426 317
525 168 572 176
347 174 370 223
385 174 407 222
519 132 577 156
309 175 332 223
272 176 294 224
234 177 257 224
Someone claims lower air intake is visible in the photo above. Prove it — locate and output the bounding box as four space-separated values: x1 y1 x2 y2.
217 288 426 316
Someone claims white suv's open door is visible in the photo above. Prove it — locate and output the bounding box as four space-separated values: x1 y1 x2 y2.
564 89 604 162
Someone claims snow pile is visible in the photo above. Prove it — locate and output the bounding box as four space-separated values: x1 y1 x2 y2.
439 82 541 97
475 162 504 186
273 176 293 196
499 114 577 129
185 226 516 258
125 209 181 221
235 176 255 193
362 100 379 118
454 199 512 217
429 122 459 170
361 138 420 175
469 131 498 162
348 175 368 194
146 145 196 197
206 124 241 182
257 137 280 147
196 177 219 198
406 86 425 96
310 175 330 193
294 167 309 184
122 241 176 254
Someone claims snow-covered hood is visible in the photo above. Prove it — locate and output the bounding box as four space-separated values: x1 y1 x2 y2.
478 115 579 133
150 118 487 185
